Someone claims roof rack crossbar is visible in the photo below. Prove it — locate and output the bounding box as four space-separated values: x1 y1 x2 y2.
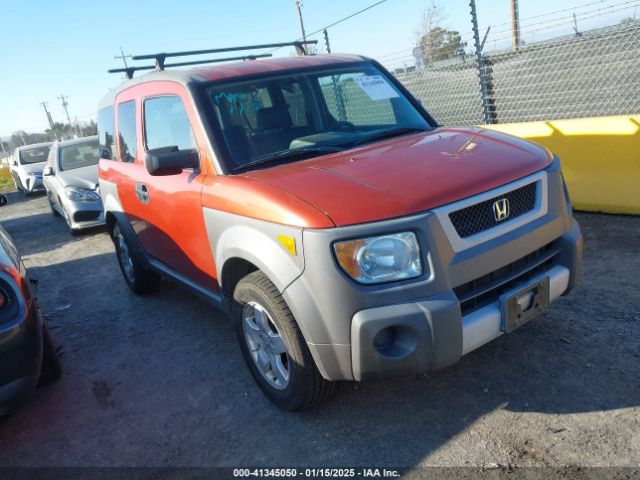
132 40 318 70
107 53 275 78
107 65 155 79
163 53 273 68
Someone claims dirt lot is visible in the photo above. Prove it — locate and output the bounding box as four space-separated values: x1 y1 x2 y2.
0 189 638 469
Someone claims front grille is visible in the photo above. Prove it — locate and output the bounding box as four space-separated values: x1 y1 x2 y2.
73 211 101 222
449 182 537 238
454 241 560 315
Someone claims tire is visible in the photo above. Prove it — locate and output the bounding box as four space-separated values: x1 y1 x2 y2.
38 323 62 386
49 198 61 217
233 271 333 411
112 223 161 295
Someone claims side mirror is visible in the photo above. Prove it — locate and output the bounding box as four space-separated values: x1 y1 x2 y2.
11 160 17 166
43 166 54 176
145 147 199 176
0 194 6 207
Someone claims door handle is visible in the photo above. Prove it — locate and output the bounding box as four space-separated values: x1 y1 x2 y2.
135 183 150 205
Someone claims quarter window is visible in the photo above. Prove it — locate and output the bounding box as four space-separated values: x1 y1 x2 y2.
97 106 116 160
144 96 196 151
117 101 137 162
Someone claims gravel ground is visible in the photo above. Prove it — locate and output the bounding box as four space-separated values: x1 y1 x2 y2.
0 189 638 469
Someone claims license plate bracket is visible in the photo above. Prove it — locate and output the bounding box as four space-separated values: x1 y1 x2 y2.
500 276 550 333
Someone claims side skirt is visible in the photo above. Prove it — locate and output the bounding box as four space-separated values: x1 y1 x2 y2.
148 258 229 315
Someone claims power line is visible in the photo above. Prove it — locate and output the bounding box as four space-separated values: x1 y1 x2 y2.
269 0 390 54
488 0 640 38
306 0 389 38
487 2 640 43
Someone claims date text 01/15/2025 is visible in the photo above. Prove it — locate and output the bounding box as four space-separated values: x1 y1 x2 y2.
232 468 401 478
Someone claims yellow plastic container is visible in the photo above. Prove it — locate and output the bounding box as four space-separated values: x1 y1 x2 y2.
483 116 640 214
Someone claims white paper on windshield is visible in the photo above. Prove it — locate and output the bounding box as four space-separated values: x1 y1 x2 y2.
353 75 399 101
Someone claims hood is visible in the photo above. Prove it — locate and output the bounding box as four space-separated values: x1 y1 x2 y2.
57 164 99 190
244 127 552 227
20 162 46 175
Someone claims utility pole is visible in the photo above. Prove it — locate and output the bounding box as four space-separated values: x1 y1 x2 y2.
469 0 492 124
294 0 308 52
323 29 331 53
39 102 60 141
114 46 132 69
58 94 82 138
510 0 520 52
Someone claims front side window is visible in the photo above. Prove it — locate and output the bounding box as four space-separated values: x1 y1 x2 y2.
117 101 137 162
144 96 196 151
59 140 100 171
98 106 116 160
204 64 431 172
19 145 50 165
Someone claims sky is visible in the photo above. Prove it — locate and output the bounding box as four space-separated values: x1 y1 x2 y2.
1 0 635 137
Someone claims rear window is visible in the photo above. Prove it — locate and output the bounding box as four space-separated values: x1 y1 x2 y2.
97 107 116 160
19 145 50 165
59 140 100 171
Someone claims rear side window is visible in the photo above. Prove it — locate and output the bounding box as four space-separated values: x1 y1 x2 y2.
97 107 116 160
144 96 196 151
117 101 137 162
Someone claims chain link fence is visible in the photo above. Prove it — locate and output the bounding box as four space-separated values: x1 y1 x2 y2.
382 21 640 126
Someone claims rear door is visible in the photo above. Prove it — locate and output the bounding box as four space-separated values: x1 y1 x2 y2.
114 82 218 292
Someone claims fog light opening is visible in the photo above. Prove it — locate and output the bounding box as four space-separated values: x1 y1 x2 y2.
372 325 419 359
373 327 395 353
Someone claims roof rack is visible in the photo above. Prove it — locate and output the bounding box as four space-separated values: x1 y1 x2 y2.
108 40 318 79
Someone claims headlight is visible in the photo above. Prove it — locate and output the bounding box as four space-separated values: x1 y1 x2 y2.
65 186 100 202
334 232 423 284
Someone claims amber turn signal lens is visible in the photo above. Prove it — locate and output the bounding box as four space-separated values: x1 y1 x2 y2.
334 239 365 280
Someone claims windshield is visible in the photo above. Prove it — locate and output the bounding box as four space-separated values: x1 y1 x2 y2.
204 64 432 172
59 140 100 171
19 145 50 165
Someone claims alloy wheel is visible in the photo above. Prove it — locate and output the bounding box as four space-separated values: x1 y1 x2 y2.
241 301 290 390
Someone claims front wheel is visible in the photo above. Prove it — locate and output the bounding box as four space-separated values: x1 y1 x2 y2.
233 271 333 411
112 224 161 295
49 198 61 217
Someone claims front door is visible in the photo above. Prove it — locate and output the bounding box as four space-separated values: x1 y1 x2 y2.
114 82 218 292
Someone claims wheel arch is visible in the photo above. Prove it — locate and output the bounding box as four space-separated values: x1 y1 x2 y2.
212 223 305 296
220 257 259 301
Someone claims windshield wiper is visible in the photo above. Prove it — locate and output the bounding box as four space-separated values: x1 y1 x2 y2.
353 127 429 147
232 146 344 172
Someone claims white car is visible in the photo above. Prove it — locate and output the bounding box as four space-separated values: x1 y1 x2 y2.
43 136 104 234
10 142 52 195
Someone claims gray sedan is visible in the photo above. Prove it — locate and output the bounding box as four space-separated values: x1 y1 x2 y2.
43 136 104 234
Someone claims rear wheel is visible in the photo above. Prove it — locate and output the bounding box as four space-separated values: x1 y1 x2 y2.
233 271 333 411
112 223 161 295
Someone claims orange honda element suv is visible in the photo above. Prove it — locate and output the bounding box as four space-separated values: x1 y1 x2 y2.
98 43 582 411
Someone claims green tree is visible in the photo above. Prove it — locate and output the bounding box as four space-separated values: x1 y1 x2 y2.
416 1 462 65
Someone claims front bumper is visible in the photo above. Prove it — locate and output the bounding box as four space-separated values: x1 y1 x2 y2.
65 198 105 230
282 159 583 381
25 176 44 193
